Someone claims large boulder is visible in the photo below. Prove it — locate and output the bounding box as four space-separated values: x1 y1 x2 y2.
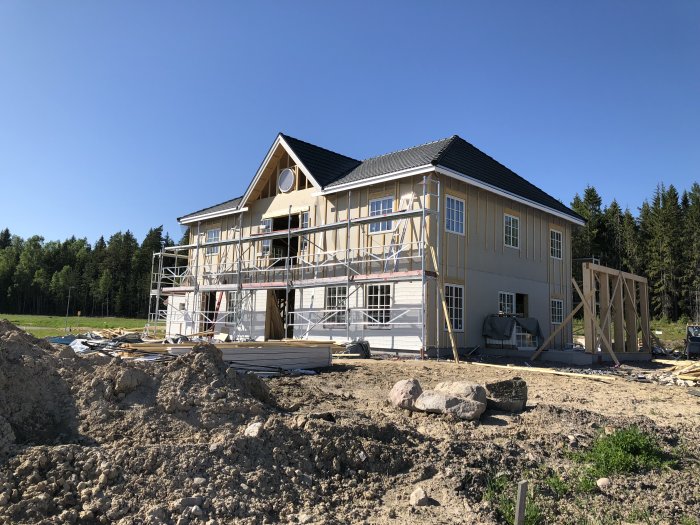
414 390 486 421
484 377 528 412
388 378 423 410
434 381 487 404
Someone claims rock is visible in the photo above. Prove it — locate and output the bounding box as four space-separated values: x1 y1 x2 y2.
175 496 203 510
409 486 430 506
192 477 206 486
414 390 485 421
484 377 528 412
388 379 423 410
434 381 487 404
298 512 313 524
596 477 611 491
244 422 264 438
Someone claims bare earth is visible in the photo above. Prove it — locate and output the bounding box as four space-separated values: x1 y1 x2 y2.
1 319 699 525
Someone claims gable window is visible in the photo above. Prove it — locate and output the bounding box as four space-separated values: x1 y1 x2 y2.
205 228 220 256
366 284 391 326
300 211 309 252
325 286 347 326
498 291 515 315
369 197 393 233
550 229 562 259
504 214 519 248
551 299 564 324
261 219 271 256
444 284 464 331
445 195 465 234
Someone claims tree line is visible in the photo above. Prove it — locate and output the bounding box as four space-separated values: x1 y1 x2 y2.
1 182 699 321
571 183 700 322
0 227 176 318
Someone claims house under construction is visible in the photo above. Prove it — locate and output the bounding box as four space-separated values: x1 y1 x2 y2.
149 133 588 356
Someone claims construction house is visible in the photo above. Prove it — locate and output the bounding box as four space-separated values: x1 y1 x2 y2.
149 133 587 356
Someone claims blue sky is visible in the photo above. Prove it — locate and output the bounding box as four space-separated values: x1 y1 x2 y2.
1 1 698 244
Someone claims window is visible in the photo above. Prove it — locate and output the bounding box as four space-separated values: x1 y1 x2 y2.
261 219 271 256
300 211 309 252
499 291 515 315
504 214 519 248
325 286 347 325
205 228 220 255
445 195 465 234
369 197 393 233
551 299 564 324
550 229 562 259
366 284 391 326
444 284 464 331
226 291 240 324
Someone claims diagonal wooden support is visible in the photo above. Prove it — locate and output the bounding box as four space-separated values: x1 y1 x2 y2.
574 278 620 366
531 300 584 361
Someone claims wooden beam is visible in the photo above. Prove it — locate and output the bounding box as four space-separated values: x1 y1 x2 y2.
574 278 620 366
467 361 617 383
624 278 637 353
582 264 595 354
585 262 648 283
599 272 611 348
639 281 651 351
531 301 584 361
613 272 625 354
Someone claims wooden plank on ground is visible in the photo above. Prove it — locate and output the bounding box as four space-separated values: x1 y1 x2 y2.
466 361 617 382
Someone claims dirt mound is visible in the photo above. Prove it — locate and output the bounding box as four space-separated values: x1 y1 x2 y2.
0 320 77 452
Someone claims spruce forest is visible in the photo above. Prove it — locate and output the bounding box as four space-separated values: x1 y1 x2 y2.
1 182 699 321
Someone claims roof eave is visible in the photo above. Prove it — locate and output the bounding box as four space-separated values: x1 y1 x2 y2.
178 206 249 225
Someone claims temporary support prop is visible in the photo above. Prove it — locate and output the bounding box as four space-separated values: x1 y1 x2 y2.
531 263 651 363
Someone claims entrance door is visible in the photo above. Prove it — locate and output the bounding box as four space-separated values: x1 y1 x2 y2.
200 292 217 333
264 289 295 339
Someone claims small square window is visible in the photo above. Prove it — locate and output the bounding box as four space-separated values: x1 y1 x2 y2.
504 214 519 248
550 229 562 259
445 196 465 234
369 197 393 233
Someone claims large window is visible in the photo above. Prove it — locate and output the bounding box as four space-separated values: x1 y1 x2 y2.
550 229 562 259
445 195 465 234
366 284 391 326
300 211 309 252
369 197 393 233
504 214 519 248
261 219 271 256
325 286 347 325
551 299 564 324
444 284 464 331
205 228 220 256
498 291 515 315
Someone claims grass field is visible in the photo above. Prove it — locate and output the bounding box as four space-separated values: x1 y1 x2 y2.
0 314 149 338
572 317 689 348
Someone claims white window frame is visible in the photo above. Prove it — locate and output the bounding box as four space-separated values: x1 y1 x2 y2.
444 284 464 332
504 213 519 249
324 286 347 326
366 284 391 327
205 228 220 256
551 299 564 324
261 219 272 256
300 211 309 252
550 229 562 260
498 291 515 315
445 195 465 235
369 197 393 234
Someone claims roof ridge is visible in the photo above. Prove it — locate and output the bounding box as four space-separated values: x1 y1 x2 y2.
360 135 455 163
280 133 361 163
430 134 460 165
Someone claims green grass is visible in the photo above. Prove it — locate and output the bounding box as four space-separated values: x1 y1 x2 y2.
483 474 543 525
572 317 690 348
570 426 676 492
0 314 149 337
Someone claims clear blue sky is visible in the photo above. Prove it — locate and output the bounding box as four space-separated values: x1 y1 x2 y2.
1 1 698 244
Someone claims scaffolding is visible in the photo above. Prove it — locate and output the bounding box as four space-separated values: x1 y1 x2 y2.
147 176 457 357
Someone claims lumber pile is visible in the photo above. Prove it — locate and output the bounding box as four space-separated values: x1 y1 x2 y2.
669 361 700 381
